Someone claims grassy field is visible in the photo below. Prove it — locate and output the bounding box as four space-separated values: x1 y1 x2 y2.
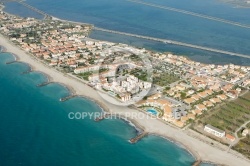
153 73 180 87
198 91 250 134
233 135 250 159
196 91 250 158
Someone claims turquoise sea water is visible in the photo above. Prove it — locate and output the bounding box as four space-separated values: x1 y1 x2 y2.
0 52 197 165
3 0 250 64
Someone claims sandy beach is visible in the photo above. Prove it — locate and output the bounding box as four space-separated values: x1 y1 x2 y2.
0 34 250 166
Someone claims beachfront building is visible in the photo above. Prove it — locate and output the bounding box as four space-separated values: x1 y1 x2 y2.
204 124 225 138
119 93 131 102
136 98 173 120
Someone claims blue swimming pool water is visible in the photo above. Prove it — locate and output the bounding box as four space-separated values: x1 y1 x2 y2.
147 109 158 115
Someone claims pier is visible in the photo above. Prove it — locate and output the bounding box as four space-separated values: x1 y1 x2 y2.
60 95 77 102
94 27 250 59
21 68 32 74
21 70 32 74
5 60 16 64
94 114 111 122
37 82 53 87
0 0 14 3
127 0 250 29
13 0 50 19
129 132 148 144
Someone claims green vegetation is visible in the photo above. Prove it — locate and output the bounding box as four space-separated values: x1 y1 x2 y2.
130 54 141 61
247 122 250 128
199 93 250 134
180 92 186 99
88 57 96 64
153 73 179 87
165 86 170 91
130 68 148 81
99 68 109 73
233 135 250 159
78 72 93 81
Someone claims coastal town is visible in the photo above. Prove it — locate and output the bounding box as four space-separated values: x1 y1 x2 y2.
1 9 250 161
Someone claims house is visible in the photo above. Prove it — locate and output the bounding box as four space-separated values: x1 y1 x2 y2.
148 93 161 100
191 94 201 101
184 98 195 105
226 90 239 99
175 85 186 91
204 89 213 95
217 94 227 101
242 129 249 137
209 98 221 104
119 93 131 102
197 91 208 98
192 109 202 115
226 134 235 142
173 120 184 128
187 113 195 120
222 84 233 92
203 101 214 107
204 124 225 138
181 116 189 123
195 104 207 111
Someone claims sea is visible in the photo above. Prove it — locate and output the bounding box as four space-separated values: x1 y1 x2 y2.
1 0 249 165
0 52 198 165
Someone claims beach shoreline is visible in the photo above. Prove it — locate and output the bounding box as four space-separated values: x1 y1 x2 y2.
1 31 250 165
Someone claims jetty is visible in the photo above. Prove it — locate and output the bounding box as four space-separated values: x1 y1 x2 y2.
37 82 52 87
5 1 250 59
192 160 202 166
129 132 148 144
22 68 32 74
13 0 50 19
60 95 77 102
5 60 16 64
128 0 250 29
0 0 13 3
94 113 111 122
94 27 250 59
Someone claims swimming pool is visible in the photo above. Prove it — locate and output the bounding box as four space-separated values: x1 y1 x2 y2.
147 109 158 115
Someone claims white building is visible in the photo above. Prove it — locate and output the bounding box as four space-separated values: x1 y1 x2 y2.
242 129 249 137
204 124 225 138
119 93 131 102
